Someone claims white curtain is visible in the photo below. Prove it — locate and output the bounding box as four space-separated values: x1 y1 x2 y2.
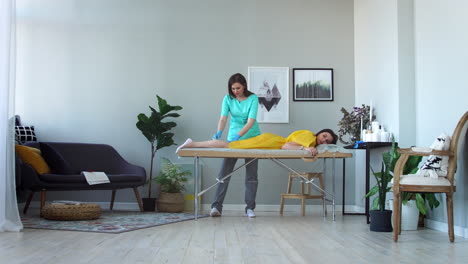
0 0 22 232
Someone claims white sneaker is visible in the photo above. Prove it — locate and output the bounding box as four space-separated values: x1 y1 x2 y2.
246 209 256 218
210 208 221 217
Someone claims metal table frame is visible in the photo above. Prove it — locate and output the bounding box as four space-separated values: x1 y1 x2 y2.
178 148 352 221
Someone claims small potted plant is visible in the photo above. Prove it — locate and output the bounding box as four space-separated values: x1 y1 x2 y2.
338 104 374 144
155 158 190 212
136 95 182 211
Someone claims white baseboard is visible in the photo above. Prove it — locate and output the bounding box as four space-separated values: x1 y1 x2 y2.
200 203 362 213
425 218 468 239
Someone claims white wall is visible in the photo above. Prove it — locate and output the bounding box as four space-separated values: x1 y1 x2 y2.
15 0 356 206
354 1 400 138
414 0 468 234
353 0 401 210
355 0 468 236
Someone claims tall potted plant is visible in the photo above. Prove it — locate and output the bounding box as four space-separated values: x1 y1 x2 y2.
365 142 398 232
136 95 182 211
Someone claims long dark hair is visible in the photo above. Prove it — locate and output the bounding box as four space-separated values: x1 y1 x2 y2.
316 129 338 144
228 73 254 98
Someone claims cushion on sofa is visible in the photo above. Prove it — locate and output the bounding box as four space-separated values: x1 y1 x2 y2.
15 126 37 144
40 142 76 174
15 145 51 174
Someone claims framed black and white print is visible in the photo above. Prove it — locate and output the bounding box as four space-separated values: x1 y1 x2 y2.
248 66 289 123
293 68 333 101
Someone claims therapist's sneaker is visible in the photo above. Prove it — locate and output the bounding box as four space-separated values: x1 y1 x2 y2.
210 208 221 217
246 209 256 218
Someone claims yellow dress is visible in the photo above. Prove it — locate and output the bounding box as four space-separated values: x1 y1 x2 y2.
228 130 317 149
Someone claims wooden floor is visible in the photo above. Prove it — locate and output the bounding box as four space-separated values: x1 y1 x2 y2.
1 210 467 264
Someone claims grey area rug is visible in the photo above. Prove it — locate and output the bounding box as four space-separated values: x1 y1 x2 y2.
21 211 208 234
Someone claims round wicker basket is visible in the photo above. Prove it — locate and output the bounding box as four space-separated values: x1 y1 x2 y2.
42 203 101 221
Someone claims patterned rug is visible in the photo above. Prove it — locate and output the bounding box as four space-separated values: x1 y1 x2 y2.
21 211 208 234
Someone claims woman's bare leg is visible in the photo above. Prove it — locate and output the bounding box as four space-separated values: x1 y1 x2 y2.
176 138 229 153
186 139 229 148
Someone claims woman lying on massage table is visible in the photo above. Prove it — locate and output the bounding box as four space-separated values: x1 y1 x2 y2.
176 129 338 156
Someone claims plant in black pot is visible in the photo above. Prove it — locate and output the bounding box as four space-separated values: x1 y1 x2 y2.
366 141 423 232
136 95 182 211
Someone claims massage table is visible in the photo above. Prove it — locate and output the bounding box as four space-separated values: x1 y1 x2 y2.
178 147 352 220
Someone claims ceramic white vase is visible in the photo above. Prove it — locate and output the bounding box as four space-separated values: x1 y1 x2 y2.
388 199 419 231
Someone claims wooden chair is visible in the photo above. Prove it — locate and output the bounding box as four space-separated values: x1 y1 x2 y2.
392 111 468 242
279 172 325 216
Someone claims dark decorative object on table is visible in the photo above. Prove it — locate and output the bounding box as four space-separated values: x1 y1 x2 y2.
338 104 374 144
136 95 182 211
155 158 190 213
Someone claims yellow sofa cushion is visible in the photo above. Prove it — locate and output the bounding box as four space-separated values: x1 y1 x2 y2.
15 145 51 174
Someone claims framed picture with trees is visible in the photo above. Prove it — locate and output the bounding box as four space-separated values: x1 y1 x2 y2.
292 68 333 101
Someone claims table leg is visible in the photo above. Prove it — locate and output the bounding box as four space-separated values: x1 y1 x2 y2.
194 156 199 220
366 148 370 224
342 159 345 215
331 158 336 221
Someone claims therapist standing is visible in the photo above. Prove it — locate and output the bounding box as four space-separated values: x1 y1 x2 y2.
210 73 261 218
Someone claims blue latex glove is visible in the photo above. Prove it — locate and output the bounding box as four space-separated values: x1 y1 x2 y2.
228 134 241 143
353 141 364 148
212 130 223 140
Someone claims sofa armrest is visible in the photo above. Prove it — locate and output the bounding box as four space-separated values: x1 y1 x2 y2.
15 153 22 189
18 163 41 190
118 163 146 180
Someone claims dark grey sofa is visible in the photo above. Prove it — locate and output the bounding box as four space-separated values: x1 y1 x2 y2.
17 142 146 214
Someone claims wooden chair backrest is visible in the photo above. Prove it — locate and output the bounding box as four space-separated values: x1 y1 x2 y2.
447 111 468 181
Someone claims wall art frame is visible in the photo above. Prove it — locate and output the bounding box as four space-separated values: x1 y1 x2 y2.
248 66 289 123
293 68 334 101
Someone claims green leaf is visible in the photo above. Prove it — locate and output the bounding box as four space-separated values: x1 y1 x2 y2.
365 185 379 198
137 113 149 122
162 113 181 119
371 197 381 210
403 156 423 175
425 193 440 209
415 193 427 215
401 192 413 204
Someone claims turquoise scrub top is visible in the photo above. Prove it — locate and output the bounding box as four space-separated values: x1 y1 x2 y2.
220 94 261 141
